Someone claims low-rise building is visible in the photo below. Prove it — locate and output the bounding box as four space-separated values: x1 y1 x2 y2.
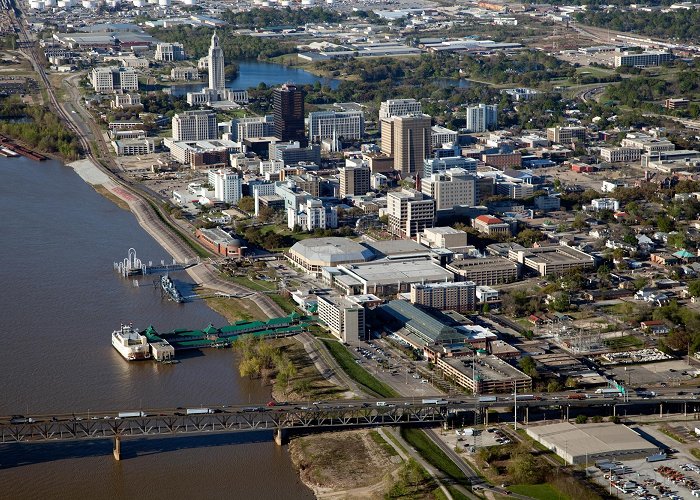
112 138 155 156
286 237 373 275
508 245 595 276
614 51 674 68
473 214 511 236
600 147 641 163
547 126 586 144
437 355 532 394
447 257 520 285
195 227 245 258
418 226 470 251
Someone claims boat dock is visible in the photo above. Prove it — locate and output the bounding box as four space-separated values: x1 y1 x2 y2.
0 134 46 161
138 312 313 362
114 248 199 278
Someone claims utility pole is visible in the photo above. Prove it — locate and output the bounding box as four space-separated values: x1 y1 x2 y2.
513 381 518 431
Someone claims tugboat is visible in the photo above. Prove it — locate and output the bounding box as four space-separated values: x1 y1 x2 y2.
112 324 151 361
161 274 184 303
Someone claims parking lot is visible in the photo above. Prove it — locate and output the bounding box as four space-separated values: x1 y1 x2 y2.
608 360 700 389
352 339 445 398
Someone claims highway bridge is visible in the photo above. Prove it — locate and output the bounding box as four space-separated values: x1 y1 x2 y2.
2 393 699 459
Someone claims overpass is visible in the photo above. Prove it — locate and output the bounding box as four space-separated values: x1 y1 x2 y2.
2 394 698 460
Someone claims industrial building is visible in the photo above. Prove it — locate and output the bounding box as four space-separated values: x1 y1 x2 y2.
526 423 658 465
447 257 520 286
317 293 365 344
508 245 595 276
437 355 532 394
286 237 374 275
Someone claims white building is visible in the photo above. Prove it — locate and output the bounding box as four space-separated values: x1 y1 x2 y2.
465 104 498 133
111 92 141 109
225 115 274 142
317 294 365 344
170 67 199 81
308 110 364 143
208 169 242 204
112 138 155 156
91 66 138 93
208 31 225 92
410 281 476 312
288 198 338 231
424 156 478 177
600 147 641 163
590 198 620 211
431 125 458 148
172 110 218 141
379 98 422 119
614 51 674 68
387 189 435 239
155 42 185 61
421 168 476 210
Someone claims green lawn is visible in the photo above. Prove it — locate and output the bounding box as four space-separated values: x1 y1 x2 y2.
269 293 297 314
400 428 468 485
508 483 568 500
321 339 399 398
228 274 276 292
604 335 644 350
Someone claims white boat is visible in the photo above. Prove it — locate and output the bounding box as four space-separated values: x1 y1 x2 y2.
112 324 151 361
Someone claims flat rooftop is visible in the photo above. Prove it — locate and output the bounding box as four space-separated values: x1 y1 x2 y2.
362 239 429 258
449 256 518 271
442 355 528 382
341 258 454 286
526 422 657 464
518 246 593 265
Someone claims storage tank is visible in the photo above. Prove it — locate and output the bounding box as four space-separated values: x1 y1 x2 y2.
301 0 315 5
30 0 45 9
44 0 57 7
181 0 197 5
81 0 98 8
132 0 146 6
280 0 290 5
158 0 171 6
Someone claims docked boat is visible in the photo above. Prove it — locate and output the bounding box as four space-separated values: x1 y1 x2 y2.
112 324 151 361
161 274 184 303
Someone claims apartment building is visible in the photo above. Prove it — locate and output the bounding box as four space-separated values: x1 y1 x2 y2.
446 256 520 285
410 281 476 312
465 103 498 133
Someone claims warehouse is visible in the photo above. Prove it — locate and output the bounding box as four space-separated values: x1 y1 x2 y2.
526 423 658 465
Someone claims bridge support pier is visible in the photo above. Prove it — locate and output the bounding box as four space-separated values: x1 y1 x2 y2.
525 406 529 425
274 428 288 447
660 403 663 419
613 405 616 417
566 405 569 422
484 408 488 427
113 435 121 461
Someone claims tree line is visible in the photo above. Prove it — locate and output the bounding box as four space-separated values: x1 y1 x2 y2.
575 8 700 42
0 96 80 160
222 7 345 28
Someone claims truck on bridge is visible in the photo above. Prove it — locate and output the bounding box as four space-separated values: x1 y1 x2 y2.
422 399 449 405
596 388 622 397
117 411 147 418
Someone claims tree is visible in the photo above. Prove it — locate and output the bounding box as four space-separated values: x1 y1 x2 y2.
237 196 255 212
507 450 545 484
575 414 588 424
688 279 700 298
547 379 562 393
518 356 538 378
257 205 275 223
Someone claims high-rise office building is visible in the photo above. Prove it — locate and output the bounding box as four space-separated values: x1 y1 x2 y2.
339 160 370 197
380 114 432 175
421 168 476 210
208 32 225 92
155 42 185 62
465 104 498 133
274 84 306 146
308 110 364 143
208 169 242 204
387 189 435 239
172 110 218 141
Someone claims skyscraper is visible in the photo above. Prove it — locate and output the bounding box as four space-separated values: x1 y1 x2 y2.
380 114 432 175
208 31 225 93
273 84 306 146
